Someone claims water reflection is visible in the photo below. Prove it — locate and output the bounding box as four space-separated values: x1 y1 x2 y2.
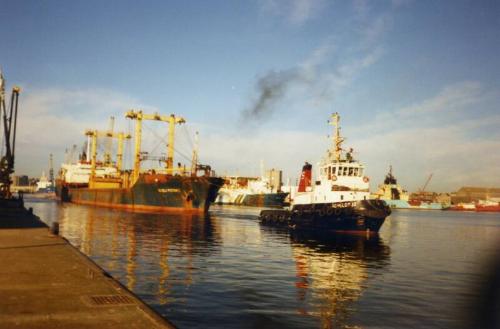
27 200 498 328
261 227 390 328
56 204 221 299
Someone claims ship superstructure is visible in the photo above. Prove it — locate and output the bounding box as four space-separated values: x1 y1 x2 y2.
371 166 410 209
260 113 391 233
57 110 223 213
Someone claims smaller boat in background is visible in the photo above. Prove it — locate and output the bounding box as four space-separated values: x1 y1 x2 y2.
448 202 477 211
35 171 55 193
373 167 449 210
216 168 288 208
475 199 500 212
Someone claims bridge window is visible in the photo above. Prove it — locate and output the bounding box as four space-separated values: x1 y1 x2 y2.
348 167 354 176
332 167 336 175
343 167 348 176
354 168 359 176
338 167 343 176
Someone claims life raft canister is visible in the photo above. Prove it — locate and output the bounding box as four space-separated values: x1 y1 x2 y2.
363 176 370 183
331 175 337 181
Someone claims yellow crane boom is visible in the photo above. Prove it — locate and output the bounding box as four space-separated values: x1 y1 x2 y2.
84 129 131 180
125 110 185 183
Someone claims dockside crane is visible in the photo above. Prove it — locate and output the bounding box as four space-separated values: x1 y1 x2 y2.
420 173 433 192
49 153 54 187
0 70 21 199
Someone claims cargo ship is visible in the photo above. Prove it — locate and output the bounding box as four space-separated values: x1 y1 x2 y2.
56 110 223 213
259 113 391 234
215 168 288 207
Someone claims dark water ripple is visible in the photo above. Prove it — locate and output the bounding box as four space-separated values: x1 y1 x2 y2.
25 198 500 328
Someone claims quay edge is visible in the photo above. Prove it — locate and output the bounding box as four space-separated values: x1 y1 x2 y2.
0 203 176 329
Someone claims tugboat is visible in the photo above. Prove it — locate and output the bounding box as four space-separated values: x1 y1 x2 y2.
259 113 391 234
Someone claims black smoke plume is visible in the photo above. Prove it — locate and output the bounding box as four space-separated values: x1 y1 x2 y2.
243 68 304 120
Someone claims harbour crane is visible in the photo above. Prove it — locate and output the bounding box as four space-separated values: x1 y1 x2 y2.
49 153 54 187
420 173 433 192
0 70 21 199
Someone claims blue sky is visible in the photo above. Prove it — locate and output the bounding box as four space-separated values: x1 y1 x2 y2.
1 0 499 192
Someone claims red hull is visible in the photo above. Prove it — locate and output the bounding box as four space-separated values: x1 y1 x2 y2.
476 205 500 212
448 206 476 211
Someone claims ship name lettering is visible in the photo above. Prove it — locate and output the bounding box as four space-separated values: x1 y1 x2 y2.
158 188 180 193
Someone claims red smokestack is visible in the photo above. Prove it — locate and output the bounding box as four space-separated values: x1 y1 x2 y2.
298 162 312 192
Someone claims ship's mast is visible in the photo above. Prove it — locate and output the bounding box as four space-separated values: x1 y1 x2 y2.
166 114 185 170
104 116 115 166
86 129 98 182
191 131 199 176
329 112 344 162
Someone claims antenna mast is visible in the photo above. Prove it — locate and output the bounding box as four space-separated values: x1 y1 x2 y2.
329 112 344 161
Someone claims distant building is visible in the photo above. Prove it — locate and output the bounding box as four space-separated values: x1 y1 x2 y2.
13 175 29 186
451 187 500 204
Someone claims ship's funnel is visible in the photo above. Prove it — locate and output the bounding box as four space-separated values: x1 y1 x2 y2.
298 162 312 192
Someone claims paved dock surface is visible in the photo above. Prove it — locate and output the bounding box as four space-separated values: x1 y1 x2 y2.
0 205 175 329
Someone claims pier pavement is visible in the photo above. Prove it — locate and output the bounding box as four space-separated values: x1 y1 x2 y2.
0 204 175 329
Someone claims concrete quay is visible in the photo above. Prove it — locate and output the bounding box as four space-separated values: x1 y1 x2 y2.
0 204 175 329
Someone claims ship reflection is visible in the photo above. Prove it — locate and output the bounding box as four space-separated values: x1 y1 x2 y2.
262 227 390 328
58 205 221 301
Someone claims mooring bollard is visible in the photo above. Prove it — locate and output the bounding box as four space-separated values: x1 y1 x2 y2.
28 207 33 214
50 222 59 235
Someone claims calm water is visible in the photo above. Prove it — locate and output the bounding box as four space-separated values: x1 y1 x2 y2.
25 197 500 328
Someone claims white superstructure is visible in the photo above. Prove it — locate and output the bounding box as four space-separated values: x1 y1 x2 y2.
36 171 53 191
60 162 118 184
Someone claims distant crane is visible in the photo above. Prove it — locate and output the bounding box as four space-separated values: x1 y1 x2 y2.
49 153 54 187
420 173 433 192
0 70 21 199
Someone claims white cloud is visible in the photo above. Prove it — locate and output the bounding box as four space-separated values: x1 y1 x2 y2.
13 87 156 176
259 0 326 26
349 82 500 192
200 129 326 181
398 81 482 117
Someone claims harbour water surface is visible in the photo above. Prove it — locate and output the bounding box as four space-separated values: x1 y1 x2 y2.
26 198 500 328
